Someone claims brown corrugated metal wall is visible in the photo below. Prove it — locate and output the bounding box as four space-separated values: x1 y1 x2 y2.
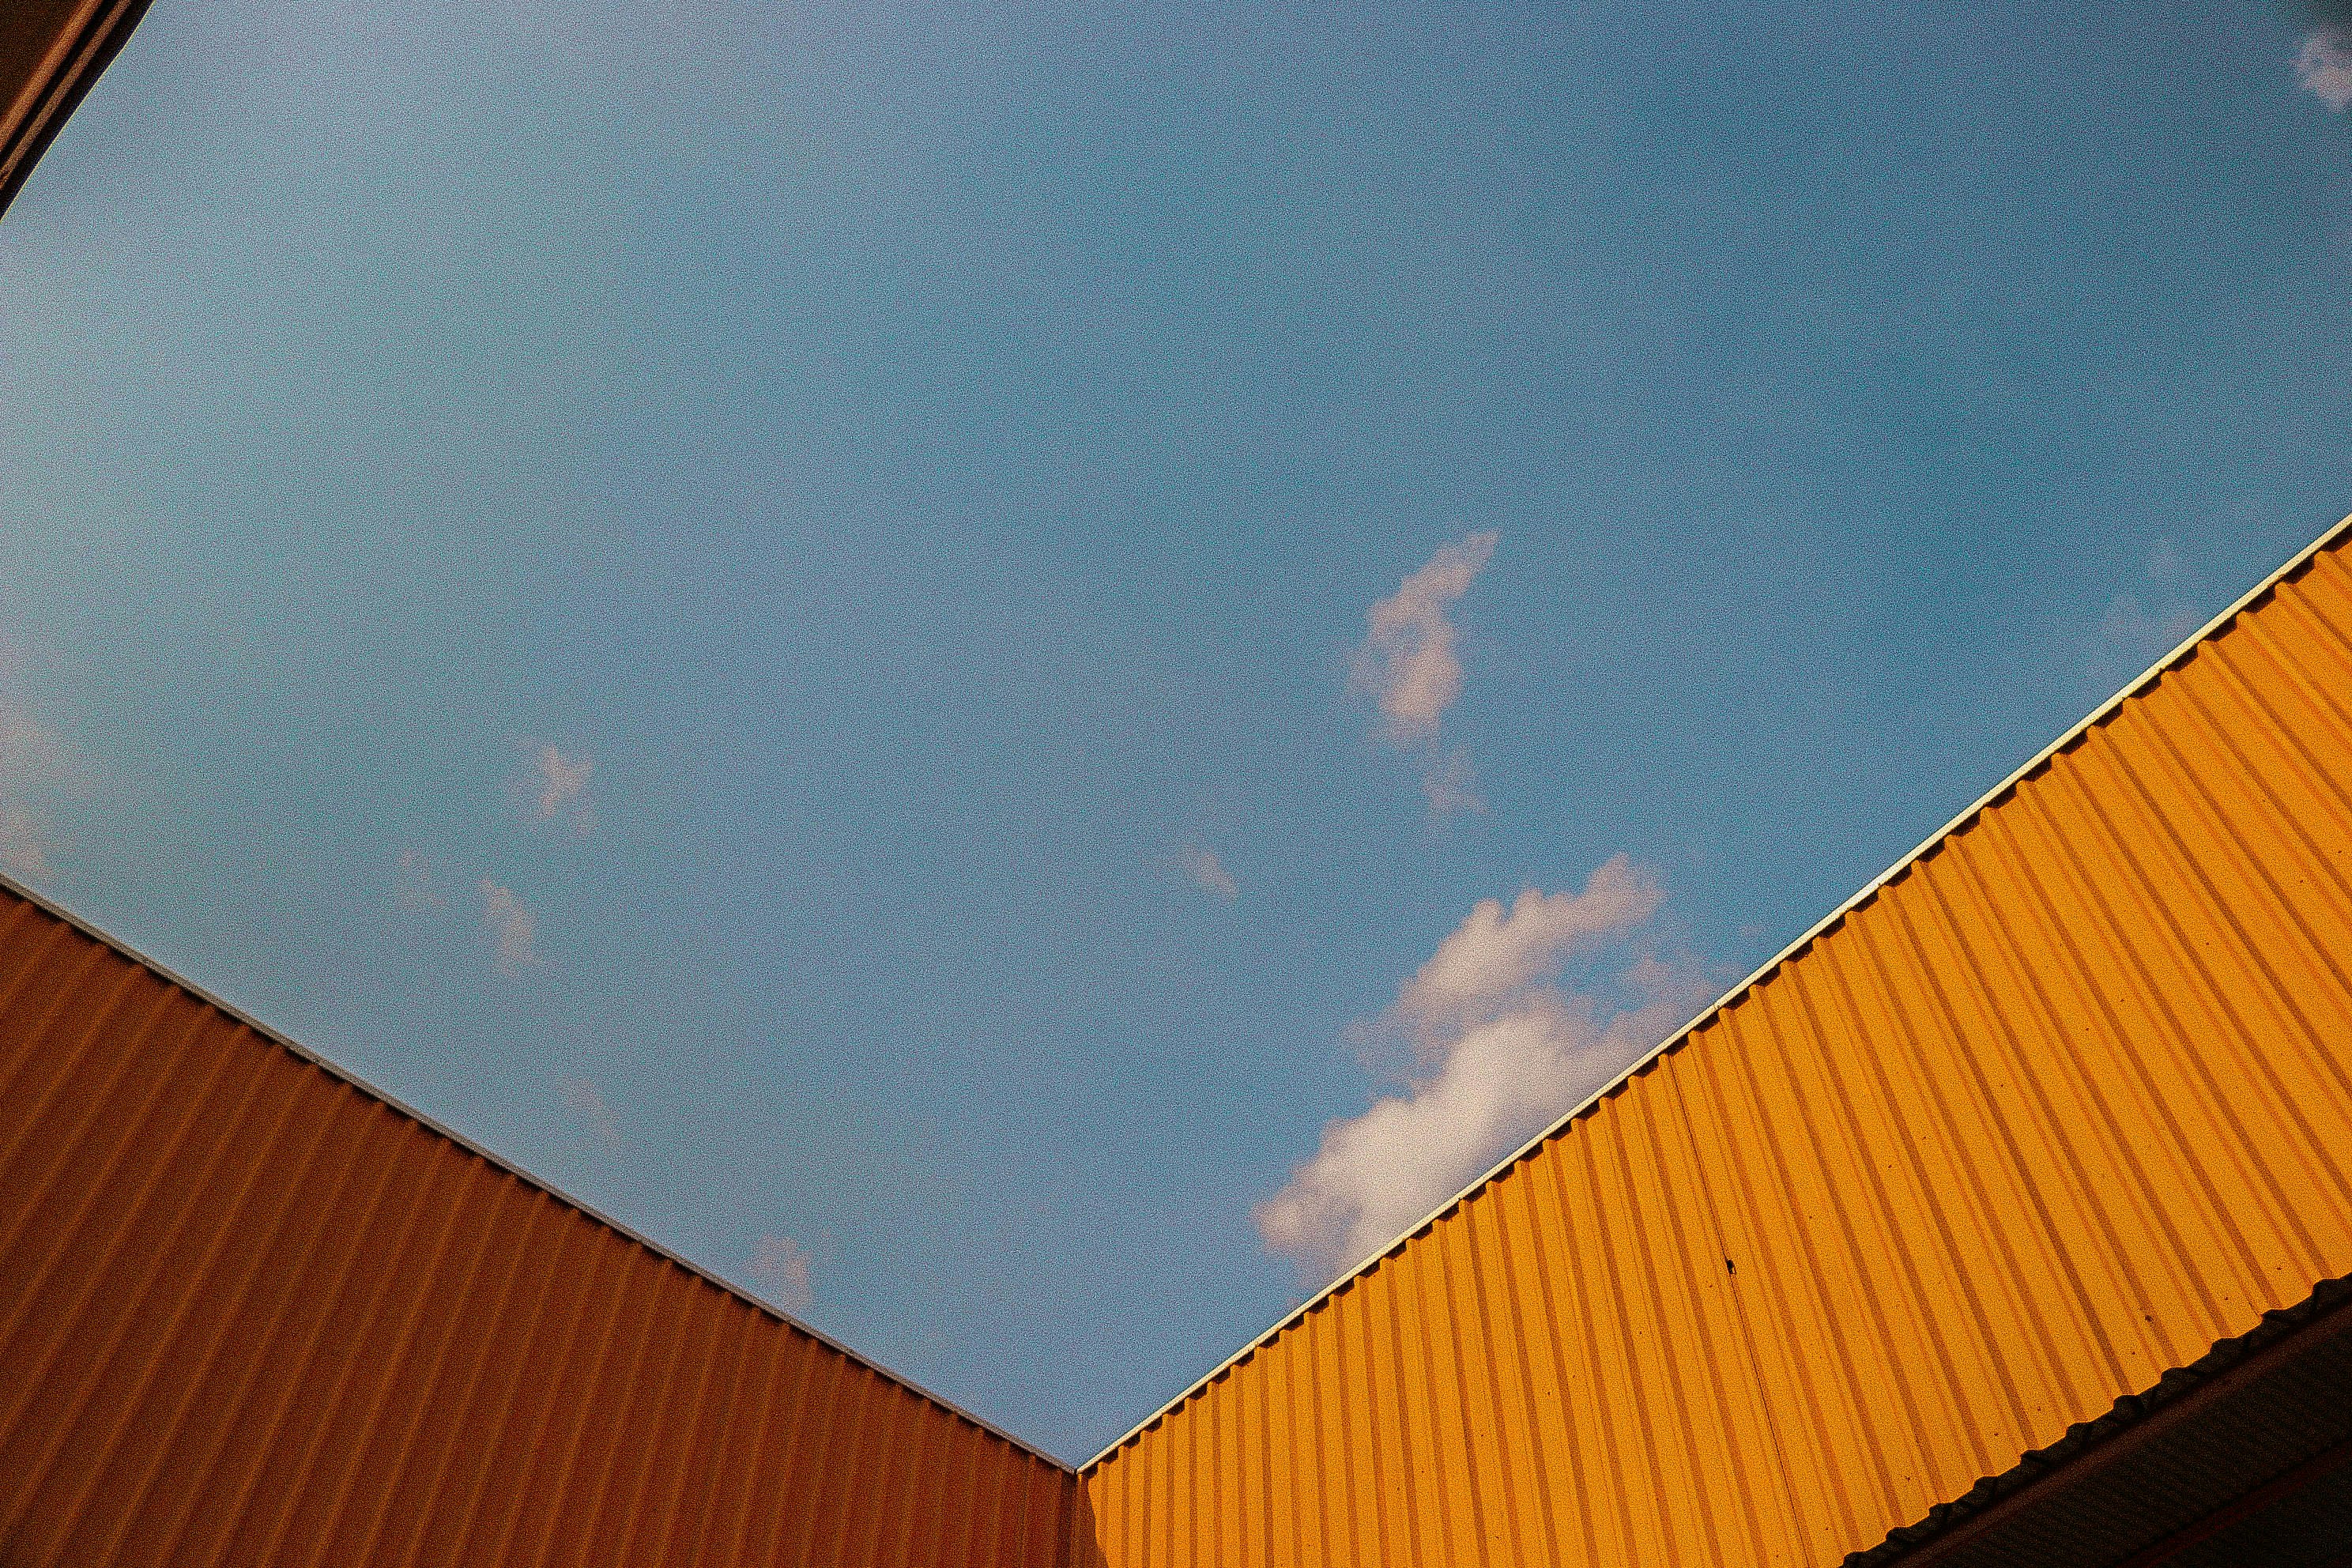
0 889 1075 1568
1076 522 2352 1566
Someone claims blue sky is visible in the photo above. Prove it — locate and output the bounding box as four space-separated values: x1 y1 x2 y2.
2 0 2349 1461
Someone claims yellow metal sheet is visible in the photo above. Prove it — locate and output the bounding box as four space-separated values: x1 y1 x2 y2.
1078 519 2352 1566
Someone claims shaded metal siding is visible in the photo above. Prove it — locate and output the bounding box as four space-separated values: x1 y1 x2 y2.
0 890 1076 1568
1078 522 2352 1566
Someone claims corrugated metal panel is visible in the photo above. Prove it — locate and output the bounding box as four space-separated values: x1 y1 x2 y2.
0 884 1076 1567
1 0 156 217
1078 515 2352 1566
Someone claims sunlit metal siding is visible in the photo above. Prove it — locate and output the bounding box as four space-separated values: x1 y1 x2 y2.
0 889 1076 1568
1078 520 2352 1566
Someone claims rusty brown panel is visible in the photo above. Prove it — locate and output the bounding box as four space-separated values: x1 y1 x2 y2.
1082 517 2352 1566
0 891 1073 1566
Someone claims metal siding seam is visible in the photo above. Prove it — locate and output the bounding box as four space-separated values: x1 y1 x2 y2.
639 1298 757 1566
738 1325 842 1568
296 1147 493 1568
1789 947 1980 1503
0 959 161 1246
1351 1276 1400 1566
575 1261 710 1567
1463 1192 1560 1568
1674 1017 1854 1562
173 1092 419 1567
2027 745 2303 1322
435 1211 608 1566
1313 1283 1360 1565
257 1134 477 1566
96 1095 386 1566
1491 1148 1596 1562
1461 1200 1538 1564
823 1366 894 1566
2133 685 2352 1260
1638 1061 1763 1564
1830 914 2017 1473
1223 1354 1261 1568
0 969 193 1338
1963 794 2219 1363
1538 1126 1639 1562
375 1192 562 1568
7 1004 312 1562
865 1384 935 1568
0 1007 287 1526
753 1334 847 1567
1867 885 2079 1441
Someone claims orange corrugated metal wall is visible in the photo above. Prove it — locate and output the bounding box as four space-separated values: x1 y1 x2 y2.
1076 529 2352 1566
0 891 1074 1568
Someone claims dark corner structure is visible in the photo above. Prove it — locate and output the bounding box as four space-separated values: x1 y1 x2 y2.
6 24 2352 1566
0 0 156 219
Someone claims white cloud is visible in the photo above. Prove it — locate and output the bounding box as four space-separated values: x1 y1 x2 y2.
1396 856 1664 1033
1182 845 1239 900
1354 531 1497 744
2300 28 2352 111
528 744 594 831
747 1234 815 1313
558 1076 621 1147
481 878 541 974
1255 855 1710 1284
1351 533 1498 816
0 699 74 880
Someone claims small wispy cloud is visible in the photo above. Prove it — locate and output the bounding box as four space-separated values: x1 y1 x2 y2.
1254 855 1711 1284
481 878 542 974
747 1234 815 1313
2086 537 2203 696
1182 844 1239 900
0 698 76 880
1419 746 1483 817
2299 26 2352 110
526 743 594 832
392 847 444 910
1351 532 1498 817
557 1076 622 1147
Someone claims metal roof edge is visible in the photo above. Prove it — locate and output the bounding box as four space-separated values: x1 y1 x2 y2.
1855 1270 2352 1567
1082 507 2352 1473
0 866 1073 1473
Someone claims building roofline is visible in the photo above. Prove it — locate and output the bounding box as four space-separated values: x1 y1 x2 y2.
13 510 2345 1480
1084 507 2352 1473
0 865 1072 1472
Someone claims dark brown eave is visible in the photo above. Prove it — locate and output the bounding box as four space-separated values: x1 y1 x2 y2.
1855 1272 2352 1568
1 0 156 218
